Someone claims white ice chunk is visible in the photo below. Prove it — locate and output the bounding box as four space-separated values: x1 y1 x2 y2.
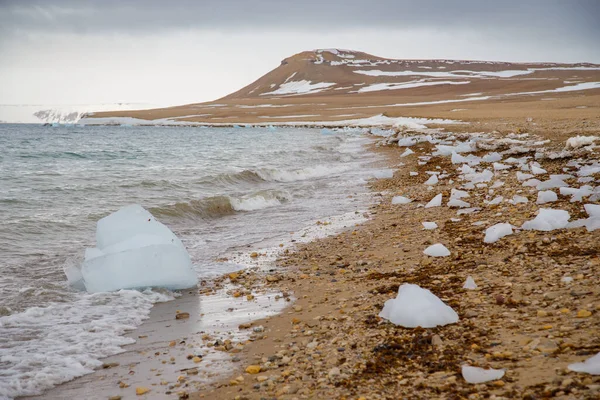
424 243 451 257
410 171 419 176
522 178 542 187
435 142 475 156
464 169 494 183
522 208 570 231
448 198 471 208
425 194 443 208
578 165 600 177
392 195 412 205
482 152 502 162
509 195 529 204
560 186 593 202
77 204 198 293
493 162 511 171
484 223 513 243
537 177 568 190
450 189 469 199
462 365 505 384
424 174 439 185
397 137 419 147
422 221 438 230
565 136 599 149
400 148 414 157
487 196 504 205
585 204 600 217
536 190 558 204
463 276 478 290
517 172 534 181
568 352 600 375
530 164 547 175
378 284 459 328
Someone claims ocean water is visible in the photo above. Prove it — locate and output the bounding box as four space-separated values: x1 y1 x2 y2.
0 124 380 398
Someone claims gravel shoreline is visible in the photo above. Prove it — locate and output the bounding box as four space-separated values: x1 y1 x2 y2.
192 126 599 400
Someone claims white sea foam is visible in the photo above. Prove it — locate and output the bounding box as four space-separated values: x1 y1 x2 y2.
0 289 175 399
255 165 350 182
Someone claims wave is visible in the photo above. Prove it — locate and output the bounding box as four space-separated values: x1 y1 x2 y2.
200 164 350 187
150 190 291 219
255 164 351 182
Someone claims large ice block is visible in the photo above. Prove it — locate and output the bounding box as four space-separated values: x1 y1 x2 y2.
73 204 198 293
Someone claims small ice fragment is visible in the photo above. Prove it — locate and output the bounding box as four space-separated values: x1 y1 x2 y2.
585 203 600 217
484 223 513 243
410 171 419 176
392 196 412 205
400 148 414 157
510 195 529 204
565 136 599 149
463 276 478 289
522 178 542 187
422 221 438 230
448 198 470 208
561 276 573 283
536 190 558 204
530 164 547 175
517 171 534 181
522 208 570 231
423 243 450 257
487 196 504 205
568 352 600 375
378 283 459 328
424 174 439 185
493 162 510 171
425 194 442 208
373 169 394 179
462 365 505 384
482 152 502 162
450 188 469 199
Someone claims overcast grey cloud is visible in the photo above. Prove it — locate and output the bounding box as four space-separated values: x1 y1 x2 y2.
0 0 598 112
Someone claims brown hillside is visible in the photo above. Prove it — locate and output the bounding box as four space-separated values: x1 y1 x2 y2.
84 49 600 127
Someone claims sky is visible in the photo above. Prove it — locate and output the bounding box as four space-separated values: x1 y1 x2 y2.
1 0 599 108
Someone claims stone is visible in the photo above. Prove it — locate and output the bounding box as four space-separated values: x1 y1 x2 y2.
431 334 444 347
577 310 592 318
245 365 261 374
175 312 190 320
135 387 150 395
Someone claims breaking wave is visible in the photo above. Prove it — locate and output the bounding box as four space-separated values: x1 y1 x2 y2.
201 164 352 187
150 190 291 219
254 165 351 182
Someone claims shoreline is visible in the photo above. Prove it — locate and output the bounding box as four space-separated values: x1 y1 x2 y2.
192 127 599 398
16 120 600 399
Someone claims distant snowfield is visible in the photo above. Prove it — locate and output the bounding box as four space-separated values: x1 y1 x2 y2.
356 80 470 93
260 80 336 96
0 103 162 124
353 67 600 79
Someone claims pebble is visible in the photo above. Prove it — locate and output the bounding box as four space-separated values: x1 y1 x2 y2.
245 365 261 374
576 309 592 318
135 387 150 395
